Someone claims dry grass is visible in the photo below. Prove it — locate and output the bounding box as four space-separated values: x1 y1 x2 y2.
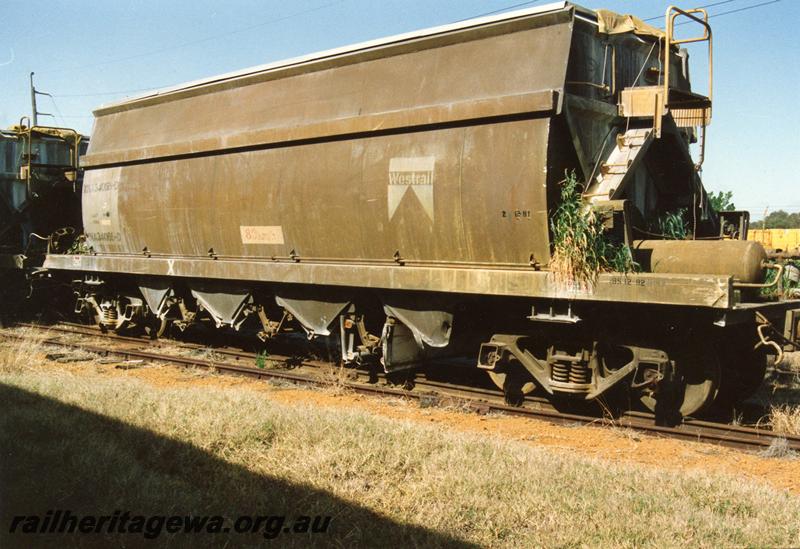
317 362 357 396
759 437 798 459
778 351 800 373
0 327 53 373
770 404 800 436
186 347 226 363
2 355 800 548
754 352 800 435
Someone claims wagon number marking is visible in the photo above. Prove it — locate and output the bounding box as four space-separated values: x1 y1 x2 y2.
610 277 646 286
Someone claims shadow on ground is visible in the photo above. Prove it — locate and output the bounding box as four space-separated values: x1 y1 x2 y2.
0 383 475 548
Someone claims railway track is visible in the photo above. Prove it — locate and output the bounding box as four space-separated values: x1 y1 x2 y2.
3 321 799 454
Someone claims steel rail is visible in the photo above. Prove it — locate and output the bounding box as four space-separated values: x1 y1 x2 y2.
5 322 800 453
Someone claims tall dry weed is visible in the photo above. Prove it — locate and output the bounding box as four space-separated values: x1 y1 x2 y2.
318 362 356 396
770 404 800 436
0 327 50 373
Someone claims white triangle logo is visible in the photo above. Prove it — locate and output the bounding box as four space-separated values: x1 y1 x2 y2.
388 156 435 222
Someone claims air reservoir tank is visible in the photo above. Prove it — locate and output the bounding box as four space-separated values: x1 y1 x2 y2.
632 240 767 283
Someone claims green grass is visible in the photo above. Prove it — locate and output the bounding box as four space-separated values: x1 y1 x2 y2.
255 349 269 369
647 208 690 240
2 342 800 547
550 172 638 286
760 260 800 299
66 233 91 255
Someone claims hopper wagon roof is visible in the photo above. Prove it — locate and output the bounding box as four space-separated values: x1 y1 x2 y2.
97 1 664 114
83 2 664 168
97 1 574 114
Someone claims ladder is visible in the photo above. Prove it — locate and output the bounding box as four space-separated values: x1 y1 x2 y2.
583 128 654 205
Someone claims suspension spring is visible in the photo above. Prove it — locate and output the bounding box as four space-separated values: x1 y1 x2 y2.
549 349 593 386
99 303 118 327
568 362 591 384
551 361 570 383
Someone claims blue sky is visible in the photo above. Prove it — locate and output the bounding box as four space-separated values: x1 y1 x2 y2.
2 0 797 218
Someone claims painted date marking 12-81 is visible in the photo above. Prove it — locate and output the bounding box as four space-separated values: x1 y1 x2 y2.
610 276 646 286
501 210 532 219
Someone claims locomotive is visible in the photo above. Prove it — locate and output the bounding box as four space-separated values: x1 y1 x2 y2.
0 122 85 309
26 2 800 417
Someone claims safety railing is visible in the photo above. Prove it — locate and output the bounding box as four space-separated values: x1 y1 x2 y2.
664 6 713 167
17 116 82 197
664 6 712 107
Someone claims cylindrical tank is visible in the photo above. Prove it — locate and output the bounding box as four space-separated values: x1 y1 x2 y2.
633 240 767 283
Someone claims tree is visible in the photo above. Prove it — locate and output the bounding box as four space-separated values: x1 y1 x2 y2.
708 190 735 212
752 210 800 229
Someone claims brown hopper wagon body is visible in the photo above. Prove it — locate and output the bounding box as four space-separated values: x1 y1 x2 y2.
40 2 800 417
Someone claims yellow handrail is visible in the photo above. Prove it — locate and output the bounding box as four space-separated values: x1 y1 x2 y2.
663 6 713 106
15 118 82 197
663 6 713 168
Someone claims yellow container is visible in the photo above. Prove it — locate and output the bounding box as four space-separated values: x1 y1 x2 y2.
749 229 800 253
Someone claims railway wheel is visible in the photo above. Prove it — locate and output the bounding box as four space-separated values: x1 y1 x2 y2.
638 342 720 419
488 358 536 406
715 327 768 406
731 353 768 401
144 316 169 340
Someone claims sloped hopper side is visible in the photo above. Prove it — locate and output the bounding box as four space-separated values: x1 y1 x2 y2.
274 286 352 337
139 279 173 317
383 305 453 348
190 285 252 328
381 297 455 371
